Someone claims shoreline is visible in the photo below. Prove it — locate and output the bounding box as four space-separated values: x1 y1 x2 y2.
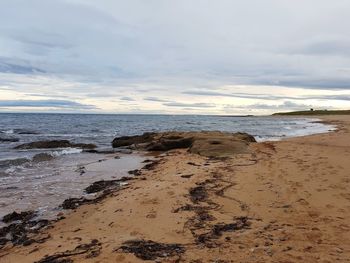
1 115 350 262
0 151 149 227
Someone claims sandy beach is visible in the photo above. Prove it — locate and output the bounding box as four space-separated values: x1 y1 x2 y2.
1 115 350 263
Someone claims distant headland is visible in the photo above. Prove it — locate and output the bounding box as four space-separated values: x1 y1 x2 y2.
273 109 350 116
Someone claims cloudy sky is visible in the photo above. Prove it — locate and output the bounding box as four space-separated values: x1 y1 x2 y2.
0 0 349 114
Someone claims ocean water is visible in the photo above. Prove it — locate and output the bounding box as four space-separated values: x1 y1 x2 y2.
0 113 335 222
0 113 335 160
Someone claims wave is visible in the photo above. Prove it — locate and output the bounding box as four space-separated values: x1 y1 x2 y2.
0 158 30 170
51 148 83 157
0 148 83 171
0 129 39 135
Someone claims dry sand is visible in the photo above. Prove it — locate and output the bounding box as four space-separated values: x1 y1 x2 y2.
1 115 350 262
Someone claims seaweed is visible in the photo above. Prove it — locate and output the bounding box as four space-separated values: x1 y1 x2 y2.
35 240 101 263
117 239 185 260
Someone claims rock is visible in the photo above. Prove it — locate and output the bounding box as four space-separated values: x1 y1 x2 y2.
232 132 256 143
84 149 116 154
146 137 194 151
0 137 19 143
142 160 160 170
112 132 156 148
2 211 36 223
14 129 39 135
61 197 90 210
32 153 54 162
71 143 96 149
128 169 142 176
0 217 50 246
111 131 256 158
15 140 96 150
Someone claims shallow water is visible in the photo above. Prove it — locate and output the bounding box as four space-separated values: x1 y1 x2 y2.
0 152 146 226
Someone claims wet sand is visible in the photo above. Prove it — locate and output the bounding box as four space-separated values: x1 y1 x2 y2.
1 115 350 262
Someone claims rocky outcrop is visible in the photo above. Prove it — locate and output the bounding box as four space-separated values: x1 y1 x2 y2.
14 140 96 150
112 132 156 148
112 131 256 157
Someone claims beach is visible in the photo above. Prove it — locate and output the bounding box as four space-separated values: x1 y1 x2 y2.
0 115 349 262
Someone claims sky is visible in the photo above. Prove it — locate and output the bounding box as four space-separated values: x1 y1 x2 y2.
0 0 349 114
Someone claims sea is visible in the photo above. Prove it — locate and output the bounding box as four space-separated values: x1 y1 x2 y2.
0 113 336 223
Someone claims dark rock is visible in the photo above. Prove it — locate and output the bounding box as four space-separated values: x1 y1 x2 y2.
232 132 256 143
0 137 19 142
142 160 160 170
128 169 141 176
112 132 156 148
32 153 54 162
0 218 49 246
15 140 96 150
83 149 118 154
146 137 193 151
83 149 99 153
71 143 96 150
2 210 36 223
117 239 185 260
14 129 39 135
61 197 90 210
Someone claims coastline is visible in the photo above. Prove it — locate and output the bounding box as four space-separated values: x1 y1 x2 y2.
1 115 350 262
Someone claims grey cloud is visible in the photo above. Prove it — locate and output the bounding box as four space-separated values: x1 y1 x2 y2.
0 100 97 109
25 93 70 99
287 37 350 57
183 90 350 101
273 79 350 91
311 95 350 101
0 0 350 91
0 58 45 74
232 101 333 110
120 96 135 101
144 97 170 102
10 32 74 50
182 90 284 100
163 102 215 108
